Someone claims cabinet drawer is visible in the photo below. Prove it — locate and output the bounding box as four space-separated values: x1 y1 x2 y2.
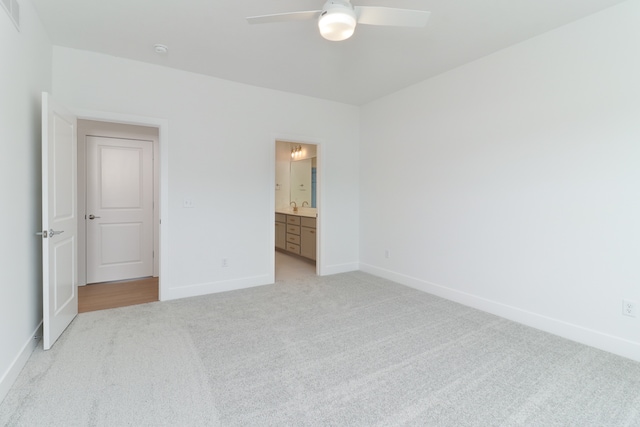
300 217 316 228
286 243 300 254
286 234 300 244
286 224 300 235
275 213 286 223
286 215 301 225
301 226 316 236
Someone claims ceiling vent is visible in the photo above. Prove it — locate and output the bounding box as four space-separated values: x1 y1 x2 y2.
1 0 20 31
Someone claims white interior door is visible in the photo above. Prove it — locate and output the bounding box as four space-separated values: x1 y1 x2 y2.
41 92 78 350
86 136 153 283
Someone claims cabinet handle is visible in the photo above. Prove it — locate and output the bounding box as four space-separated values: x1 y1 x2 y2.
310 230 315 234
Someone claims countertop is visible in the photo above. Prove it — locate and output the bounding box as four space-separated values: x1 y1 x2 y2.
276 208 317 218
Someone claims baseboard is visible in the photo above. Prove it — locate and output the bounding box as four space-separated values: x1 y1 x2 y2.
0 322 42 404
360 263 640 362
161 262 360 300
161 274 273 301
320 262 359 276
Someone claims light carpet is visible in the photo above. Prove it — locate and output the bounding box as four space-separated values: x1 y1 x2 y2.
1 271 639 426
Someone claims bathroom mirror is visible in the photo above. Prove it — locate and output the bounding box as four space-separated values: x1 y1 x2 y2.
290 158 312 207
275 141 317 210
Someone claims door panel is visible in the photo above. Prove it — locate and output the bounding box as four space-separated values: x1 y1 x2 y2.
52 238 75 312
42 92 78 350
100 146 143 208
100 222 143 263
86 136 153 283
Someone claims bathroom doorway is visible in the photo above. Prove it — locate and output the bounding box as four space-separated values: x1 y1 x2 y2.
274 140 319 281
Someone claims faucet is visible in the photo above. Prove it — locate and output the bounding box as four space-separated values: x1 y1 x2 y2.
290 201 298 212
302 201 309 207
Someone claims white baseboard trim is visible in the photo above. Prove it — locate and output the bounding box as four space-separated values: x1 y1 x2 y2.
161 262 361 300
0 322 42 405
161 274 273 301
360 263 640 362
320 262 359 276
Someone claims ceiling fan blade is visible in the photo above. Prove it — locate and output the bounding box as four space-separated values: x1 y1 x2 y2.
355 7 430 27
246 10 321 25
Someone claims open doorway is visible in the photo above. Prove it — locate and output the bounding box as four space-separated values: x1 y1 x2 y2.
275 140 319 281
77 120 160 310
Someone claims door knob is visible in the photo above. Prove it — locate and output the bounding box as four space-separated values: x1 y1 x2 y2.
88 214 101 220
49 229 64 237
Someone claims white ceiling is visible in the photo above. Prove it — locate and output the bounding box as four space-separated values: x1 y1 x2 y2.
31 0 627 105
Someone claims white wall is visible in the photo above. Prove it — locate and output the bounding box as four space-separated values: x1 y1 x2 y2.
360 0 640 361
52 47 360 298
0 0 52 402
275 141 292 211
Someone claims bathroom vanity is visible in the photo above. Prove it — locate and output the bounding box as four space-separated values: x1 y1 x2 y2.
275 210 316 261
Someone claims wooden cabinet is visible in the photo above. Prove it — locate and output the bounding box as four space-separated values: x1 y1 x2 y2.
286 215 300 225
275 213 286 250
275 213 316 261
300 225 316 260
285 218 301 255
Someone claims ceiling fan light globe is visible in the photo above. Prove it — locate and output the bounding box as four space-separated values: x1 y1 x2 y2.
318 10 356 41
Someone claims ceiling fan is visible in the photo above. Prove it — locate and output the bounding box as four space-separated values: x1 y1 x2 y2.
246 0 430 42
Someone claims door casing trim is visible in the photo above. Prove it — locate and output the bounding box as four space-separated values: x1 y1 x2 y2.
71 108 169 301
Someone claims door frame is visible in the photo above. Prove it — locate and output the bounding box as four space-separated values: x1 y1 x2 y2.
72 108 169 300
271 135 323 280
78 122 159 285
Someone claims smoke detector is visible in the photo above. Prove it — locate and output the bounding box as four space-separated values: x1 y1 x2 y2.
154 44 168 55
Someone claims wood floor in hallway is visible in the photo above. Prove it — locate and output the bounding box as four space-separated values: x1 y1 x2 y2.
78 277 159 313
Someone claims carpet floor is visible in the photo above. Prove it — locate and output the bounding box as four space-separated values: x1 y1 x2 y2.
1 271 639 426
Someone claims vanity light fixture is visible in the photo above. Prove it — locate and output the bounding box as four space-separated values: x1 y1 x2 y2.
291 145 303 159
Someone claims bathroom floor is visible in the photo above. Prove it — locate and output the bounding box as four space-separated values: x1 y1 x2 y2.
275 250 316 281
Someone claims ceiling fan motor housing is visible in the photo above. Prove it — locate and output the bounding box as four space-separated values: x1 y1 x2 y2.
318 0 357 41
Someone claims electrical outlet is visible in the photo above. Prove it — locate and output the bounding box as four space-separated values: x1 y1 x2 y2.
622 299 637 317
183 198 194 208
384 249 391 259
222 258 228 268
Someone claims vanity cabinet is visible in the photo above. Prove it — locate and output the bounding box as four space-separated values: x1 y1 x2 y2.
275 213 286 250
300 219 316 260
285 215 301 255
275 213 316 261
